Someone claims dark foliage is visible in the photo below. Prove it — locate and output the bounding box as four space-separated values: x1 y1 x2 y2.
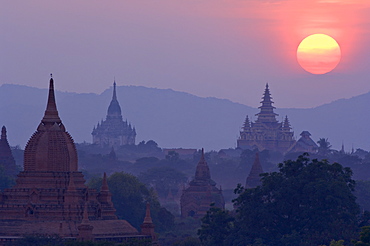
198 204 234 246
87 172 174 233
353 226 370 245
139 167 187 199
199 154 361 246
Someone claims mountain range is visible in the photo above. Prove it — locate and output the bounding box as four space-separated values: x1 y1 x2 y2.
0 83 368 152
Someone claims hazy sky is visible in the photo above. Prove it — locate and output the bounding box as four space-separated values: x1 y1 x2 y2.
1 0 370 108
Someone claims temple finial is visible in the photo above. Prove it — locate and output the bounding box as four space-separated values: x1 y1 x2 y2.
112 81 117 101
82 202 89 224
102 172 109 191
1 126 6 140
67 173 76 192
143 202 153 224
195 148 211 180
42 76 61 124
246 152 264 188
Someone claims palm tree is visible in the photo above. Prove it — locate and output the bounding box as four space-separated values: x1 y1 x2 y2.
317 138 332 156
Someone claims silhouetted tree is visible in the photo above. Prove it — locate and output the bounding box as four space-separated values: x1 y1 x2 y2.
87 172 174 233
139 167 187 198
199 154 360 246
317 138 332 156
198 204 235 246
353 226 370 245
233 154 359 245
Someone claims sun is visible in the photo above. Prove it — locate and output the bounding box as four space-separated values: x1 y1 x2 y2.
297 34 341 74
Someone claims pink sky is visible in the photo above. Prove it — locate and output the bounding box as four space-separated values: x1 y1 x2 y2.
1 0 370 108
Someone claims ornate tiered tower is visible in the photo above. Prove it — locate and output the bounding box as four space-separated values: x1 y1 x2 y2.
237 84 295 153
180 149 224 219
0 77 142 241
0 126 17 177
92 82 136 147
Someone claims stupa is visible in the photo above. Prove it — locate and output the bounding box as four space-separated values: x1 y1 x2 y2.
0 76 147 243
180 149 224 219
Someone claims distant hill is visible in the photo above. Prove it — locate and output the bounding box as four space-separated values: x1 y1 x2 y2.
0 84 368 151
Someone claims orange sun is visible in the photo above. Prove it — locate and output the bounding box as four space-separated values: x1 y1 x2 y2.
297 34 341 74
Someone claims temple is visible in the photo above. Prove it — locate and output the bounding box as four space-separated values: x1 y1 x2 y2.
0 126 17 177
0 77 148 243
245 153 264 189
92 81 136 147
287 131 318 153
180 149 224 219
237 84 295 154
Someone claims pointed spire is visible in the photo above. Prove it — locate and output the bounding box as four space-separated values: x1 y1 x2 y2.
1 126 6 140
283 116 291 130
195 148 211 181
141 202 156 241
256 83 278 123
246 152 264 188
242 116 251 131
113 80 117 101
107 81 122 119
102 172 109 192
67 173 77 192
143 202 153 224
200 148 205 161
42 75 61 124
82 202 90 224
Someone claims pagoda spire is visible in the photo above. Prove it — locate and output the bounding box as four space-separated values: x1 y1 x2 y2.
77 202 94 241
255 83 278 123
140 202 156 241
67 174 77 192
42 75 61 124
283 115 291 131
101 172 109 192
143 202 153 224
98 172 113 204
82 202 89 224
246 152 264 188
195 148 211 181
113 80 117 101
242 116 251 132
107 81 122 119
1 126 6 140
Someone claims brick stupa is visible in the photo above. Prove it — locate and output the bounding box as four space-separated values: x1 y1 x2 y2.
0 126 17 177
245 152 264 188
0 77 145 242
180 149 225 219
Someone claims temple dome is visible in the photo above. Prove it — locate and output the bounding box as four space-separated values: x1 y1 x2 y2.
107 100 122 117
24 77 77 172
107 82 122 119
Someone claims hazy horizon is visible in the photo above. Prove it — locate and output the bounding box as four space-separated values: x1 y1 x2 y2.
2 1 370 108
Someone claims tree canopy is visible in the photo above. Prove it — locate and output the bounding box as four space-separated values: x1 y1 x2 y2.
199 154 361 246
87 172 174 232
139 166 187 199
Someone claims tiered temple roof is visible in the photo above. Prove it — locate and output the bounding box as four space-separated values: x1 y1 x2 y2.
0 77 148 243
237 84 296 153
92 82 136 147
287 131 318 154
180 149 224 219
